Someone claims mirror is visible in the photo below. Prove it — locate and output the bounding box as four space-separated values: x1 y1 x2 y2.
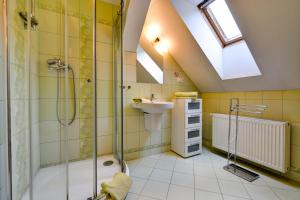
136 33 164 84
136 45 163 84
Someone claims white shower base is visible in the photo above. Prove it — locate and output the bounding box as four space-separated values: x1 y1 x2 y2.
21 155 124 200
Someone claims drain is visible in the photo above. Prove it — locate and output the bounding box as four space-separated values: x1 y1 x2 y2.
103 160 114 166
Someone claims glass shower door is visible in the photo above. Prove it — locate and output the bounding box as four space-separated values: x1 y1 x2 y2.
7 0 71 199
0 1 9 199
113 1 124 167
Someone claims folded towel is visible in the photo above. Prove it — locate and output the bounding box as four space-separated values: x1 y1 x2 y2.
174 91 198 98
132 98 142 103
100 172 132 200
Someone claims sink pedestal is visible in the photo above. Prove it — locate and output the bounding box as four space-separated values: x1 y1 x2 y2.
144 113 162 131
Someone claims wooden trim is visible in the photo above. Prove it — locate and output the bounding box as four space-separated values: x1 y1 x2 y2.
202 7 226 47
198 1 243 47
198 0 215 9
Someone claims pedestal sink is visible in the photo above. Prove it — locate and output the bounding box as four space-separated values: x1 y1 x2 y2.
132 99 174 114
132 99 174 131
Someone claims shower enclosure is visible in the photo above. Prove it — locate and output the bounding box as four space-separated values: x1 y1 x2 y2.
0 0 126 199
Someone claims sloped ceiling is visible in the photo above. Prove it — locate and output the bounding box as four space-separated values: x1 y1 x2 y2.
145 0 224 91
124 0 300 92
225 0 300 91
123 0 151 52
145 0 300 92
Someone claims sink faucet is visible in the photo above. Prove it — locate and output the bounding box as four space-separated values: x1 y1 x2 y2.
150 93 156 102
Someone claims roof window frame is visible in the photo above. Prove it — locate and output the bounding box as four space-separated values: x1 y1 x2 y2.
198 0 243 47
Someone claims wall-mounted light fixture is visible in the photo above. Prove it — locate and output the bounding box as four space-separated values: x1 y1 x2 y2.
153 37 168 55
146 25 169 55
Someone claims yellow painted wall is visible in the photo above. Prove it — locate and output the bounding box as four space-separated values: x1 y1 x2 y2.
202 90 300 182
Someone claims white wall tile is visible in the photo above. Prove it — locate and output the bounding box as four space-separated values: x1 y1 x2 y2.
40 142 60 166
98 135 112 155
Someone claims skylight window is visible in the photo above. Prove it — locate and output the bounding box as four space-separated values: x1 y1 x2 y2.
199 0 243 46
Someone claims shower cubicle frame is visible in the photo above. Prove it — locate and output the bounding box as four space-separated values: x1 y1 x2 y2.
2 0 12 199
1 0 126 199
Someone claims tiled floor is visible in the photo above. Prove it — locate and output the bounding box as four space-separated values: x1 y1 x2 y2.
126 147 300 200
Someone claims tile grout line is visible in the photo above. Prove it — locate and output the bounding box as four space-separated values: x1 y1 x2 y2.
240 181 254 200
193 157 196 200
210 153 225 200
165 156 177 200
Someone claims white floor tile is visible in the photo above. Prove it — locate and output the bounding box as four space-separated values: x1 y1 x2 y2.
173 162 193 174
127 159 141 171
195 189 222 200
128 150 300 200
126 193 139 200
262 175 300 191
167 185 194 200
138 158 158 168
244 184 279 200
222 195 250 200
126 193 159 200
155 159 175 171
141 180 169 200
194 165 216 179
219 180 250 198
138 195 159 200
130 177 147 194
214 168 241 182
176 157 194 164
195 176 221 193
160 152 179 161
147 154 161 160
239 176 267 186
150 169 172 183
171 172 194 188
193 155 212 164
272 188 300 200
131 166 153 179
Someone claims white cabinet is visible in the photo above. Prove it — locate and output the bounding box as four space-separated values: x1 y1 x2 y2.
171 99 202 157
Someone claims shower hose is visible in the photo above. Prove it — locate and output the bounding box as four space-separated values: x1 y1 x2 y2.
56 66 76 126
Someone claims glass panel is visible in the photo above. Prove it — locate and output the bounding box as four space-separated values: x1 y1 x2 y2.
6 0 125 198
7 0 33 199
112 1 123 164
0 1 9 199
188 102 200 110
67 0 94 198
31 0 67 199
188 130 200 139
188 143 200 153
207 0 242 41
188 116 200 124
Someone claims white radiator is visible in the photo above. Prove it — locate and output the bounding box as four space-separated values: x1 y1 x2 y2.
211 113 290 173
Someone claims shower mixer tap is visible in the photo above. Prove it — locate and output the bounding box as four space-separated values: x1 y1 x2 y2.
47 58 69 71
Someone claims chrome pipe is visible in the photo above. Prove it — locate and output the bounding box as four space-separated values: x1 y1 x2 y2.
238 109 263 114
3 0 12 198
26 0 34 198
63 0 69 199
92 0 98 197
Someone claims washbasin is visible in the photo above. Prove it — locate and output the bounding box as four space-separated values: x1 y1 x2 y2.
132 99 174 114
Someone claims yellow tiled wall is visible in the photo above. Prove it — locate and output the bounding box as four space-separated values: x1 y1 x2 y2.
123 52 199 160
202 90 300 182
